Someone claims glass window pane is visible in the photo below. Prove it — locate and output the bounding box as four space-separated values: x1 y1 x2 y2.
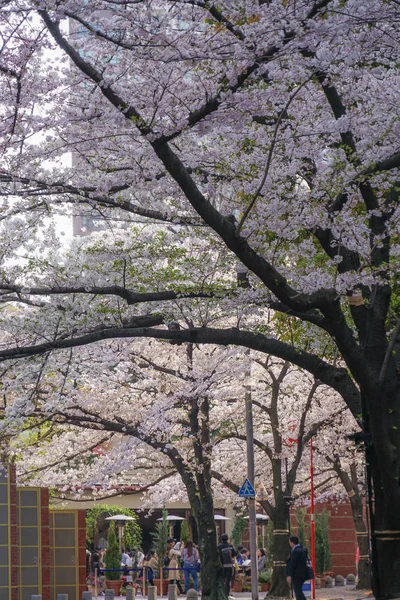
0 506 8 524
19 491 39 507
54 567 76 585
21 528 38 547
19 567 38 585
0 547 8 565
54 530 75 547
21 547 38 565
54 513 75 529
0 526 7 545
0 566 9 585
55 549 76 565
20 508 38 527
0 487 8 504
0 587 9 600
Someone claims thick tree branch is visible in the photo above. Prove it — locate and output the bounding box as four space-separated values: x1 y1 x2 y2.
0 284 218 306
0 325 361 415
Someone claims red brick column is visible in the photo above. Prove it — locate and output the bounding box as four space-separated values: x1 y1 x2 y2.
9 464 18 600
78 510 87 599
40 488 51 600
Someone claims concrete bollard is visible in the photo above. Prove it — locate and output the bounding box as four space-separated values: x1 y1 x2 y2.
104 590 114 600
325 576 333 589
168 583 177 600
346 574 356 585
186 590 198 599
147 585 157 600
335 575 345 587
126 588 136 600
82 592 92 600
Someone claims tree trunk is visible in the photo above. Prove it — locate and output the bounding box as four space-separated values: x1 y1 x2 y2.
331 461 371 589
356 532 370 590
368 439 400 600
268 507 290 598
348 489 370 589
188 488 226 600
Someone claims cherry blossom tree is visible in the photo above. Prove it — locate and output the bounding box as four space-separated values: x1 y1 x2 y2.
2 338 248 600
0 1 399 596
212 356 360 595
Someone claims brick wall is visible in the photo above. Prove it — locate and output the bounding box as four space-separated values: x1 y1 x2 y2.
318 501 357 576
241 498 359 577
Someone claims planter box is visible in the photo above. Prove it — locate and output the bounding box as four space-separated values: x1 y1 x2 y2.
105 579 124 595
233 581 243 592
260 582 271 592
154 579 169 595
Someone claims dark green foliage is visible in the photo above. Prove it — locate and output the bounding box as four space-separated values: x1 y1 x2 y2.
151 507 169 573
295 507 310 548
106 522 121 580
231 515 247 548
315 508 331 574
86 504 142 551
259 570 272 583
180 519 190 544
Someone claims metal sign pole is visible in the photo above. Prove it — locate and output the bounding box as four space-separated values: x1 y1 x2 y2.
245 380 259 600
310 438 316 600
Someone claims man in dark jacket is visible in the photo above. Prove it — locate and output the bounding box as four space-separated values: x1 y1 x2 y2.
218 533 238 597
286 535 307 600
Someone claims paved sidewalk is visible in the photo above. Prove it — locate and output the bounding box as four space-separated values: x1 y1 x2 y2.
231 586 373 600
118 587 373 600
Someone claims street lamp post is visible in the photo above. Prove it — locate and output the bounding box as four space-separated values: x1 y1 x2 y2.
156 514 185 538
105 515 136 553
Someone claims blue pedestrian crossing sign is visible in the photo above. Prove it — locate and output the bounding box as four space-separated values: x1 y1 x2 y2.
238 477 256 498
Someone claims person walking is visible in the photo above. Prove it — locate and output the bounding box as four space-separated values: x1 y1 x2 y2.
181 540 199 592
167 537 184 595
286 535 307 600
217 533 237 597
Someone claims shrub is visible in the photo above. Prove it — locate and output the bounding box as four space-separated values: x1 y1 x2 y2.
105 522 121 581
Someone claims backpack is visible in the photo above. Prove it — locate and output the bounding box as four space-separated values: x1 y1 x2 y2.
221 545 233 566
304 549 315 580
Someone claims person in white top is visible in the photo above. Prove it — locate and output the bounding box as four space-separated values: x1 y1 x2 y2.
125 553 133 568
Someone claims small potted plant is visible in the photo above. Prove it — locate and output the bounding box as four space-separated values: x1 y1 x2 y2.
233 572 244 592
258 570 271 592
105 522 124 594
86 574 96 596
